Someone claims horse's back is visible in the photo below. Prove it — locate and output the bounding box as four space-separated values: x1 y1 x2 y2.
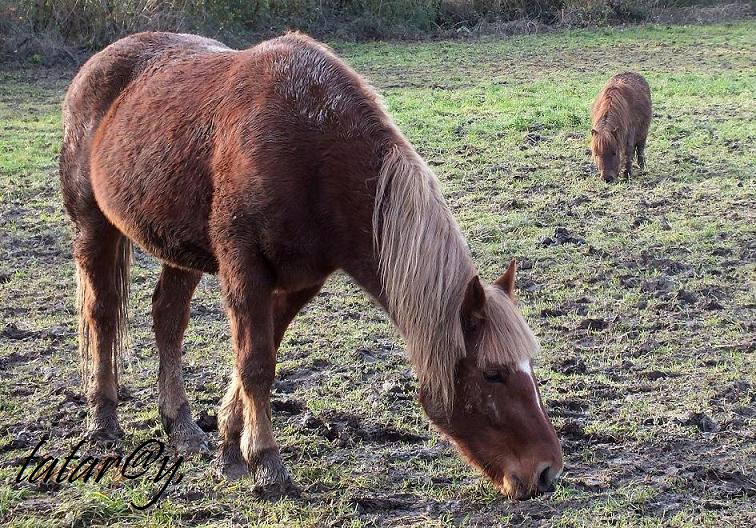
616 72 651 132
62 32 230 153
65 31 390 278
608 72 650 106
60 32 231 230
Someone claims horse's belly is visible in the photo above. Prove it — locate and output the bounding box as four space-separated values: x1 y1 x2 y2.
129 218 218 274
92 168 218 273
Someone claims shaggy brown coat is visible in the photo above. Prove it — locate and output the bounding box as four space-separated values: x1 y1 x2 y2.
591 72 651 182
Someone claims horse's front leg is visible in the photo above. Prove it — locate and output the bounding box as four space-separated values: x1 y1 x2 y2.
636 137 647 171
217 268 293 495
623 136 634 179
216 280 324 490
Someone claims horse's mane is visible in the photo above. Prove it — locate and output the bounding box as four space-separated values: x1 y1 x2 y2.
373 141 538 409
270 32 539 408
591 85 631 154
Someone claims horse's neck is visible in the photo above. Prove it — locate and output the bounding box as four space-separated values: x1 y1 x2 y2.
371 141 474 340
343 256 391 315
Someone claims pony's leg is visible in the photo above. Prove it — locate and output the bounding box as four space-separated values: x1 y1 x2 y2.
217 282 323 489
272 284 324 348
152 265 208 453
636 138 647 171
623 138 634 179
226 272 285 493
75 225 127 445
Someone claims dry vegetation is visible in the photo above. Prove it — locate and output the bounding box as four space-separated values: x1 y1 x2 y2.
0 1 751 61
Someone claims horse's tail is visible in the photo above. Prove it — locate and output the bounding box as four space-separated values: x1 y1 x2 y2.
77 236 132 394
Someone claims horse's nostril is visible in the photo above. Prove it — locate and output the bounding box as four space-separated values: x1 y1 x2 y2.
538 465 555 492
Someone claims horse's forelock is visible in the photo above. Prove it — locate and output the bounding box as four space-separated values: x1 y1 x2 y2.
476 284 538 370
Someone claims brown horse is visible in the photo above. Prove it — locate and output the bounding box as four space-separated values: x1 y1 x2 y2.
591 72 651 182
60 32 563 499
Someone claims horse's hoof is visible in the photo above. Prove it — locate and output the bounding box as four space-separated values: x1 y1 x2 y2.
86 421 123 447
216 445 250 481
252 450 298 499
170 422 210 455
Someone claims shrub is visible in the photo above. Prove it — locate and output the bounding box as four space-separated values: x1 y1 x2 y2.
0 0 749 59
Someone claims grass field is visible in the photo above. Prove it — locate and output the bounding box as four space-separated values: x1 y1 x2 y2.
1 21 755 527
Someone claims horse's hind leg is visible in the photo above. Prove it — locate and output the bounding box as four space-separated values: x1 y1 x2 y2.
217 372 249 481
74 222 129 445
152 265 208 453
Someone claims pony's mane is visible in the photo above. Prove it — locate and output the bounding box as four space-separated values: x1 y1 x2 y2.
591 85 630 154
373 142 538 409
591 127 619 156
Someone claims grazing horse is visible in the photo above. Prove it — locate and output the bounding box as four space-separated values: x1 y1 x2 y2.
60 31 563 499
591 72 652 182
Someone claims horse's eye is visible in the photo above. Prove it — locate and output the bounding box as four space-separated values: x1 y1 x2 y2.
483 371 505 384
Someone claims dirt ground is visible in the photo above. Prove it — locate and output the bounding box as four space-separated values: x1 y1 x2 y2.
0 21 754 527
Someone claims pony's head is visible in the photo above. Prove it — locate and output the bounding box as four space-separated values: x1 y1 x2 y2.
418 260 563 499
591 127 621 182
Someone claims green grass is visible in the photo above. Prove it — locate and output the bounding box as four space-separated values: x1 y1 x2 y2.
1 21 755 527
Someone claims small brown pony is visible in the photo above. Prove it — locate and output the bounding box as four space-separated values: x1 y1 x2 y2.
591 72 651 182
60 32 563 499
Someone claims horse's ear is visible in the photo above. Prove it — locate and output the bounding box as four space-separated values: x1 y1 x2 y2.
494 258 517 297
461 275 486 321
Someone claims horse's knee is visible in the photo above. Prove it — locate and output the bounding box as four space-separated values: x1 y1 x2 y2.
239 362 275 396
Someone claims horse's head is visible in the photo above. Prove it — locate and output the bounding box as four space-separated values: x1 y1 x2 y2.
419 260 563 499
591 127 620 182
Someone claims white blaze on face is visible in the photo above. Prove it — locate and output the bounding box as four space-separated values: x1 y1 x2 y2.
518 359 545 418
